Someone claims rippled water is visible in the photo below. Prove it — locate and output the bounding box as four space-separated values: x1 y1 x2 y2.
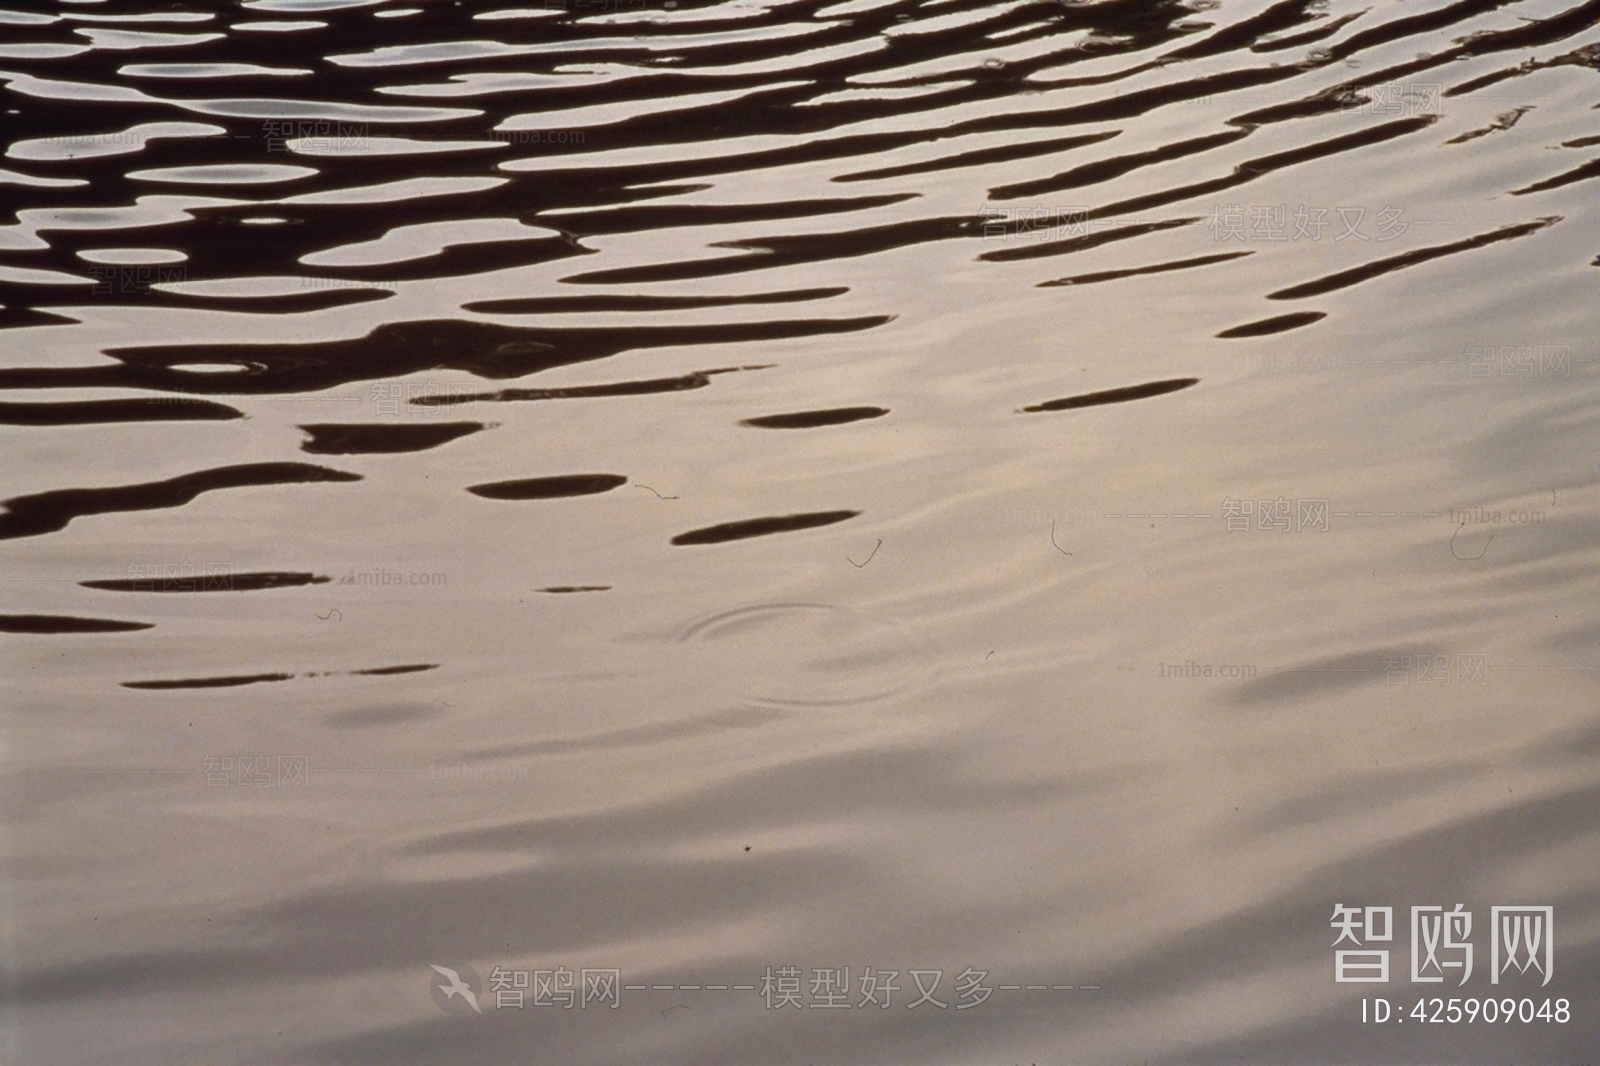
2 0 1598 1062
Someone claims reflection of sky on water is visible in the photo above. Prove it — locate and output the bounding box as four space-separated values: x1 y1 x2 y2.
2 0 1597 1062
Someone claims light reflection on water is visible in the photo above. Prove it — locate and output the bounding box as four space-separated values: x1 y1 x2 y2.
1 0 1598 1062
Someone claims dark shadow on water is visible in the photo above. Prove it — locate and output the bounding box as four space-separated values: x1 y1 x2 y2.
1228 649 1440 707
411 367 765 408
0 614 153 634
0 463 361 541
0 306 78 331
979 216 1199 264
122 673 295 691
671 510 860 545
740 406 887 429
1510 156 1600 195
121 663 438 689
1215 310 1327 338
0 318 890 396
1039 250 1253 288
462 286 848 315
1018 377 1198 413
298 421 487 455
834 130 1120 184
80 571 331 593
0 398 243 425
1267 217 1562 300
988 129 1250 200
466 474 627 500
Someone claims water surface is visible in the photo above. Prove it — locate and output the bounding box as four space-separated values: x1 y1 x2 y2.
2 0 1598 1063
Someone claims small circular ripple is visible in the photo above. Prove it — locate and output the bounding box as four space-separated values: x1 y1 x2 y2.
673 601 935 709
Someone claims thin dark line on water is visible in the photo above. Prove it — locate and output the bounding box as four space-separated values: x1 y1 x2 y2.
123 663 438 689
1040 251 1253 288
848 538 881 568
635 485 680 500
1051 520 1074 556
81 572 330 593
1449 522 1493 561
